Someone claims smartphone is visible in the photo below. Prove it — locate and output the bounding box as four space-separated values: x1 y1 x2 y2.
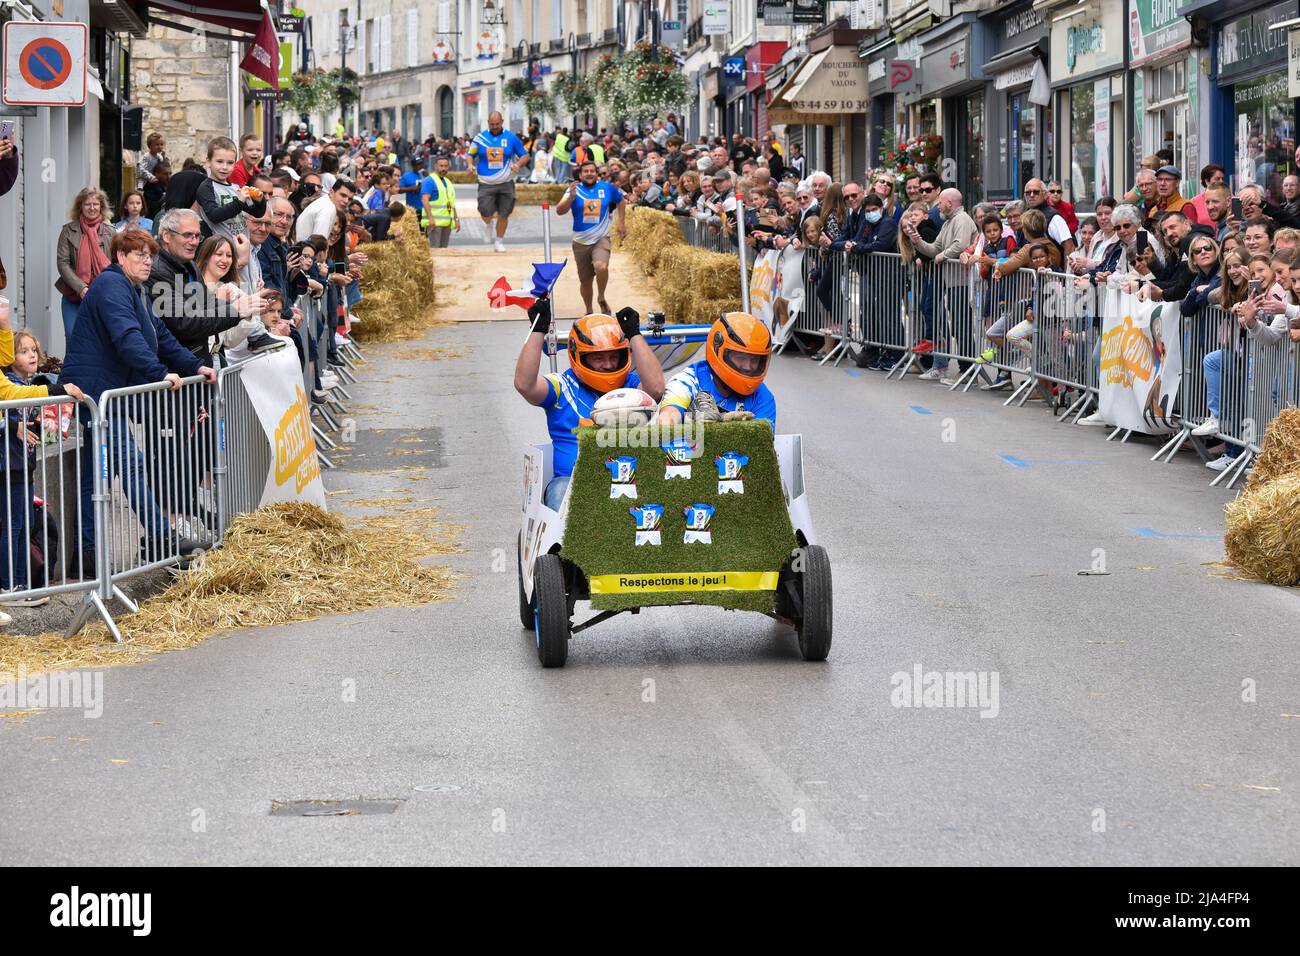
0 120 12 141
1135 231 1148 256
1248 279 1263 298
331 261 348 275
1231 197 1243 221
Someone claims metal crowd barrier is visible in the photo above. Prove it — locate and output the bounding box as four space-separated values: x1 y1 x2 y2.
677 214 737 255
0 394 98 615
694 233 1300 487
2 298 367 641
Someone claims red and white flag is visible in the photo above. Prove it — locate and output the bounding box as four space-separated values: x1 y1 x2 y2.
240 10 280 90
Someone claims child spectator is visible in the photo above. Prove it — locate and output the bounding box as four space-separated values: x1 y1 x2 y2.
195 135 268 247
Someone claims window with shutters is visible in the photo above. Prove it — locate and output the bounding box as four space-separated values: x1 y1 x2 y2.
408 10 419 67
380 14 392 72
552 0 564 38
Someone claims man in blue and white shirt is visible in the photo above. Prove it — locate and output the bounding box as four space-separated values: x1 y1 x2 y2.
554 159 627 314
468 111 529 252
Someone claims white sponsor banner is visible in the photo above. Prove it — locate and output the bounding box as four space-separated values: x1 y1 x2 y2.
236 346 328 507
1098 287 1180 435
748 249 779 327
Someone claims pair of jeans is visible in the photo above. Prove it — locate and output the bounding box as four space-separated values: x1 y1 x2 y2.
61 295 80 341
543 475 570 511
78 411 168 551
1 471 29 590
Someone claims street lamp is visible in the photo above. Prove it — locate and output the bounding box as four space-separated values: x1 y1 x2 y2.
568 32 579 131
338 10 351 134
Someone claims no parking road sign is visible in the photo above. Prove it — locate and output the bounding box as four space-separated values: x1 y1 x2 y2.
3 21 88 107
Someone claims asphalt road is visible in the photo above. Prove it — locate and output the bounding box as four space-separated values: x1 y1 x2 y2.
2 312 1298 866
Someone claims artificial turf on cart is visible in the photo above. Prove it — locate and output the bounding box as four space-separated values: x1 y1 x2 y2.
561 420 797 613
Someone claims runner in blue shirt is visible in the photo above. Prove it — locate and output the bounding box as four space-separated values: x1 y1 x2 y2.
468 111 529 252
514 299 666 510
554 159 627 314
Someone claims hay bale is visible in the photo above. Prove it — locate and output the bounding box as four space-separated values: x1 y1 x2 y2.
350 214 441 342
652 245 741 325
513 184 567 205
1245 408 1300 492
1224 472 1300 586
447 171 477 184
0 503 460 680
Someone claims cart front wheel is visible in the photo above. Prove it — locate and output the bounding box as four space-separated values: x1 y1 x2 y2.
795 545 832 662
533 553 570 668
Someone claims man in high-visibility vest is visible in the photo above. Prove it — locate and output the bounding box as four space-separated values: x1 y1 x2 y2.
570 132 605 170
550 130 571 183
422 154 460 248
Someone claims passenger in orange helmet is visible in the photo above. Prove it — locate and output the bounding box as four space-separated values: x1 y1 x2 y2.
656 312 776 429
514 299 665 508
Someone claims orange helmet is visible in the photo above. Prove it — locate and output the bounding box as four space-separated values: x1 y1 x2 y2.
706 312 771 396
567 313 631 392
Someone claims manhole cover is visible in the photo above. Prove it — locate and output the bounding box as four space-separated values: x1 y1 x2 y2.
413 784 461 793
270 799 403 817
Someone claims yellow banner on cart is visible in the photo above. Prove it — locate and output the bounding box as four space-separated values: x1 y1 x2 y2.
588 571 779 594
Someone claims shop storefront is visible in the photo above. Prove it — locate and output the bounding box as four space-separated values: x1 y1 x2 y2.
1129 0 1208 190
980 2 1049 202
768 40 870 182
1185 0 1299 203
745 41 788 146
1046 0 1128 213
915 14 993 202
862 37 897 168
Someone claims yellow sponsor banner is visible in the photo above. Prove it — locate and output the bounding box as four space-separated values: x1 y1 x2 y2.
589 571 779 594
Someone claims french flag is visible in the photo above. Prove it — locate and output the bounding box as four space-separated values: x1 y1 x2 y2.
487 261 567 311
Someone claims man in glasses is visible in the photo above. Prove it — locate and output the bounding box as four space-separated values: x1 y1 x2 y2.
1045 181 1078 233
918 173 944 237
1137 210 1214 302
1023 178 1076 260
148 208 248 365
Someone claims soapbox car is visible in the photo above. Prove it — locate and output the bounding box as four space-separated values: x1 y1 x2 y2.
516 421 831 668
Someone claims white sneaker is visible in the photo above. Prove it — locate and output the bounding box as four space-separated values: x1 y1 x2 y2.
493 238 507 252
0 610 11 626
483 229 493 245
0 590 48 608
320 370 340 390
1206 454 1235 471
1077 412 1107 426
334 332 351 346
919 367 943 381
940 374 961 386
1191 416 1220 437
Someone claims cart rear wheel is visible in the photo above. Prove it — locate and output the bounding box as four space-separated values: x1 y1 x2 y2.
533 553 569 668
516 534 534 629
795 545 832 662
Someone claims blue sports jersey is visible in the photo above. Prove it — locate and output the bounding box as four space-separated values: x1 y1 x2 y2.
541 368 642 476
660 360 776 431
570 181 623 244
399 170 422 209
469 129 527 185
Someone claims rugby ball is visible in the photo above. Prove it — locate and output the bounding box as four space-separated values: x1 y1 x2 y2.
591 388 656 427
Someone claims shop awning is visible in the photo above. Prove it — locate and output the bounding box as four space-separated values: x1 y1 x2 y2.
768 45 869 126
145 0 265 35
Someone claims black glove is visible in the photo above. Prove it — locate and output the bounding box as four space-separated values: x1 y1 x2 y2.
615 306 641 340
528 297 551 334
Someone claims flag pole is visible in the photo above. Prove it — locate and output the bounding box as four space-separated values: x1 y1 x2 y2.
735 194 751 314
541 202 557 372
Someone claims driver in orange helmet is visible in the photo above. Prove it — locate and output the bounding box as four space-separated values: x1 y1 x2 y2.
514 299 665 509
656 311 776 430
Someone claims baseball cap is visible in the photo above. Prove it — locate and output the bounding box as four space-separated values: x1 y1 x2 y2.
283 167 300 182
1156 165 1181 179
